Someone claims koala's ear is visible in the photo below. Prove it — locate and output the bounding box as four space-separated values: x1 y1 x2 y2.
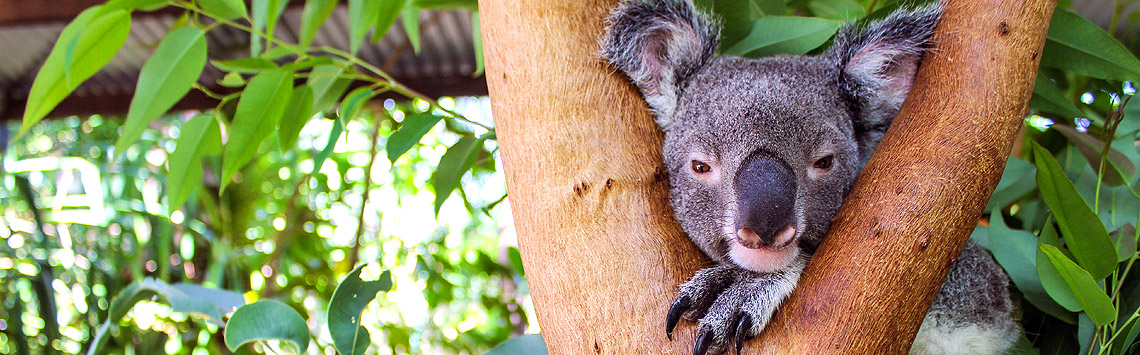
829 6 942 151
602 0 719 128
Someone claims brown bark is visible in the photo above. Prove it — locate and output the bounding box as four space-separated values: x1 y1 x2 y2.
753 0 1056 353
480 0 1055 353
478 0 704 353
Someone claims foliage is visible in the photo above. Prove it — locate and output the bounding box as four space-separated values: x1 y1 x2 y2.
3 0 528 354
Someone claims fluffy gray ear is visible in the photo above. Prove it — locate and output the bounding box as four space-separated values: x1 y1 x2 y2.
830 6 941 158
602 0 719 129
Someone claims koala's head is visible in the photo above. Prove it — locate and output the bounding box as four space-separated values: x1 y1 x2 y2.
603 1 939 273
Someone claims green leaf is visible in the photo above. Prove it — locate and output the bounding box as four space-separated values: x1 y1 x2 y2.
104 0 170 11
808 0 866 21
1040 244 1117 326
250 0 288 56
723 16 843 57
1040 9 1140 82
280 56 335 72
386 113 442 163
299 0 339 47
197 0 247 20
308 63 352 112
168 115 221 211
411 0 476 10
278 85 316 151
211 57 278 73
1030 74 1083 118
1050 125 1137 187
338 87 376 121
22 7 130 134
221 69 294 191
432 136 484 214
116 26 208 154
472 11 484 76
1031 143 1117 280
1037 242 1086 313
402 5 422 54
218 71 246 87
988 210 1075 322
313 117 345 175
224 300 310 353
348 0 381 54
486 334 547 355
1110 224 1137 263
372 0 409 43
693 0 753 50
89 279 245 355
749 0 787 17
328 265 392 355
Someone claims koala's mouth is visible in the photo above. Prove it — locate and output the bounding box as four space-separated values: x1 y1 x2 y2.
735 225 797 250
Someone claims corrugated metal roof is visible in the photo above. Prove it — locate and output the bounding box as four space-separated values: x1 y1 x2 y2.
0 5 485 120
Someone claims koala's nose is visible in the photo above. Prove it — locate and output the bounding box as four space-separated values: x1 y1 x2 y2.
734 153 796 248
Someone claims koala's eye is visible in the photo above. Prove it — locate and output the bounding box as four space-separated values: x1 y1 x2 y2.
691 160 712 174
812 155 834 170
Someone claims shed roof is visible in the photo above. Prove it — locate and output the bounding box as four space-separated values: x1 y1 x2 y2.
0 1 487 121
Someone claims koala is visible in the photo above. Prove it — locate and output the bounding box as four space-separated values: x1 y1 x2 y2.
602 1 1021 354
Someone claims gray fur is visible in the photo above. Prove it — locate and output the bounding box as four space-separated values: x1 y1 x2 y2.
603 1 1019 353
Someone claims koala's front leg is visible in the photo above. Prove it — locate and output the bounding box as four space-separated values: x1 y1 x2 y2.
667 259 806 355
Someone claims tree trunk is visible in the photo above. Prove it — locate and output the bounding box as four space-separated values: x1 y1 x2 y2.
479 0 1055 353
478 0 703 353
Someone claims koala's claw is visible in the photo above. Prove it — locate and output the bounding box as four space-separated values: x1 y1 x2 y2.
667 295 692 340
693 329 715 355
733 314 752 355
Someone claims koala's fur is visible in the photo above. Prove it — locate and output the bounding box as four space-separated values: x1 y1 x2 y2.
602 1 1020 354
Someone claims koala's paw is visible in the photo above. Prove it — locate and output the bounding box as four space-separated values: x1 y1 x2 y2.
665 265 800 355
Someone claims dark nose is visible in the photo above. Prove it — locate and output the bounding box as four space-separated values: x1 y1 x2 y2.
734 152 796 248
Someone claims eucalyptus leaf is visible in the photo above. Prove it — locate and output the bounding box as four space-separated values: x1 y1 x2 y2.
372 0 409 43
221 70 294 191
308 63 353 112
1040 245 1117 326
1050 125 1137 187
224 300 310 353
432 136 484 214
197 0 247 20
22 7 130 134
1030 74 1083 118
116 26 208 154
988 209 1075 322
724 16 843 58
693 0 753 50
219 71 246 87
339 87 376 121
300 0 339 47
211 57 278 73
1031 143 1117 280
1111 224 1137 263
1041 9 1140 82
278 85 316 151
411 0 477 10
808 0 865 21
402 5 422 54
387 114 443 163
104 0 170 11
168 114 221 211
250 0 288 56
313 117 345 175
328 265 392 355
348 0 381 54
472 12 484 76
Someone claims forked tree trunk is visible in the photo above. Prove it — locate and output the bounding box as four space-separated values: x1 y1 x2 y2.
479 0 1055 353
